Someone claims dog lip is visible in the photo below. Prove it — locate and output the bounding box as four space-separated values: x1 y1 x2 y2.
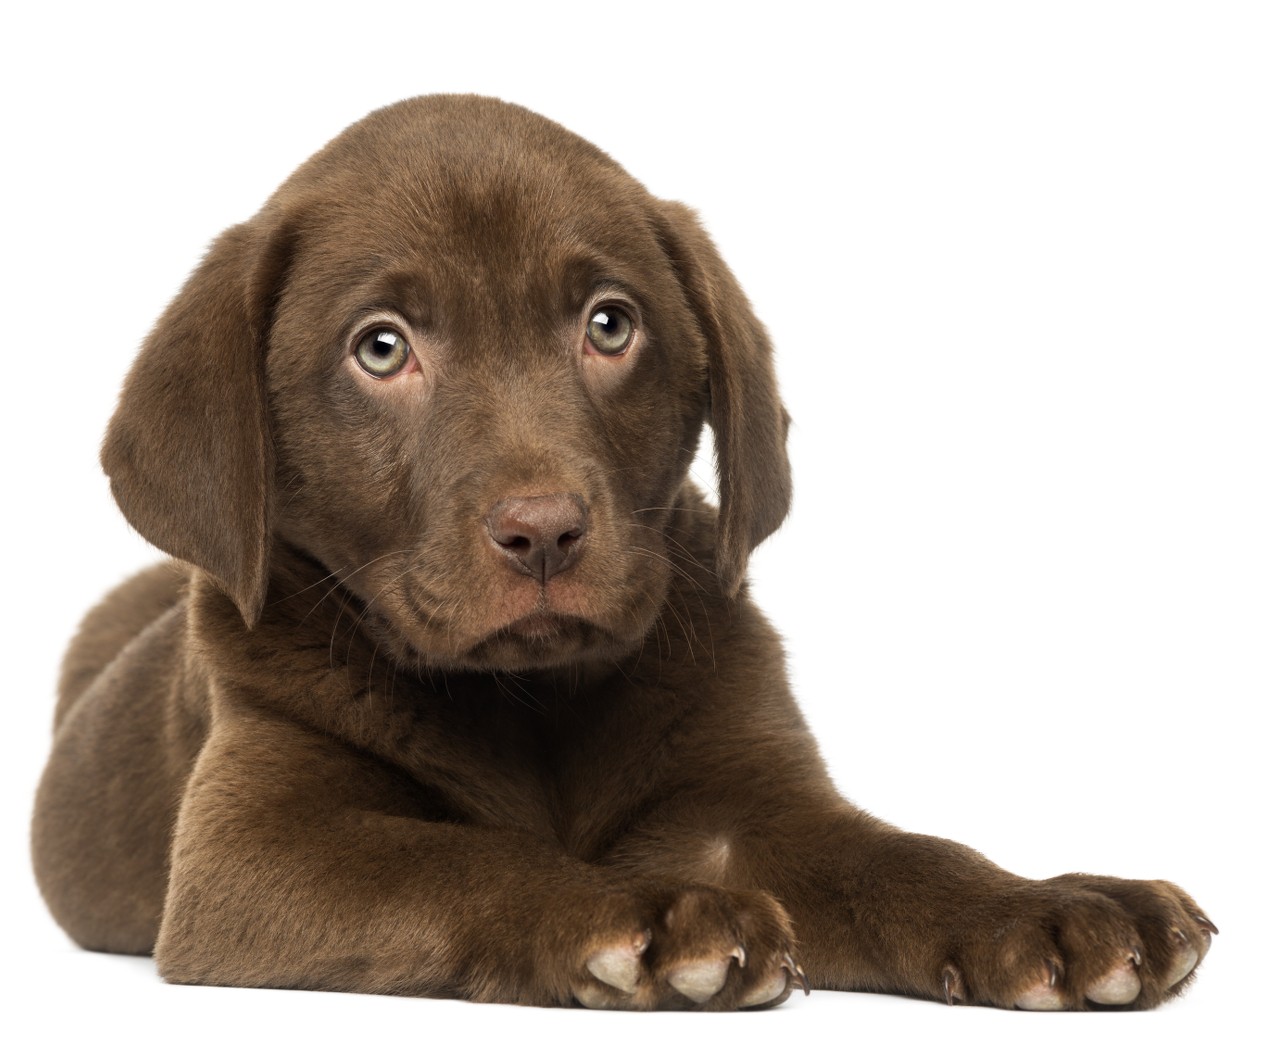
499 611 578 639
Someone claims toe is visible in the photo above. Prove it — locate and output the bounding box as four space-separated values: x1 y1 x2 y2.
1014 986 1066 1011
667 955 732 1003
1165 928 1200 988
586 931 649 995
575 983 625 1010
740 968 789 1008
1014 961 1066 1011
1086 950 1142 1005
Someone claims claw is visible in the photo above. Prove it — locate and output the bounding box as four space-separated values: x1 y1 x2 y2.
1130 946 1143 967
941 963 965 1006
782 954 810 996
730 945 748 968
1194 914 1220 936
1046 959 1061 988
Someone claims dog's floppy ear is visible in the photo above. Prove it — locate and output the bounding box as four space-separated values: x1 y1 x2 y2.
654 200 792 596
101 214 295 627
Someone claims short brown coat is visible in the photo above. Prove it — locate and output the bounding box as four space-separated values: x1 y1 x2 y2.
32 95 1212 1010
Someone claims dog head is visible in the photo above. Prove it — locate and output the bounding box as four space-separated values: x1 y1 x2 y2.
102 95 791 671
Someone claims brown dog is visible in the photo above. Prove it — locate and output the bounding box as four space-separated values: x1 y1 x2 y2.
32 95 1214 1011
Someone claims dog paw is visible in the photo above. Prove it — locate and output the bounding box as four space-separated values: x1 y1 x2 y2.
573 886 807 1010
943 876 1215 1011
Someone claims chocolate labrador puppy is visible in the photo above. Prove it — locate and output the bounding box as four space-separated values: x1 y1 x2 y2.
33 95 1214 1011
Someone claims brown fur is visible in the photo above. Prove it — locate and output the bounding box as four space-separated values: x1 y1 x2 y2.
32 95 1213 1010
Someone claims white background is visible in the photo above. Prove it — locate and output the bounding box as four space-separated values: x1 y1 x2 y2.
2 2 1259 1059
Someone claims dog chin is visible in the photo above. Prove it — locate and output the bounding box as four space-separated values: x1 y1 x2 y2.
458 613 630 672
375 607 637 673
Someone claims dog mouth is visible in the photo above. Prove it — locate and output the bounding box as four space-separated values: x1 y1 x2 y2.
498 612 575 639
352 551 668 672
375 582 625 669
470 609 610 658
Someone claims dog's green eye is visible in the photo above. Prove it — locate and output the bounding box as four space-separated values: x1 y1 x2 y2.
586 306 633 356
354 328 411 377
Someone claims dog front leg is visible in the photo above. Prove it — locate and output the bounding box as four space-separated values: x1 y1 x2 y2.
157 707 800 1009
771 813 1215 1010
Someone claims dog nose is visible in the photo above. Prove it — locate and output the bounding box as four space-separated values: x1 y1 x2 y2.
486 493 589 582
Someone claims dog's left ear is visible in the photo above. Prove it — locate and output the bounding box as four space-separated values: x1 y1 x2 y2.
101 210 298 627
654 200 792 596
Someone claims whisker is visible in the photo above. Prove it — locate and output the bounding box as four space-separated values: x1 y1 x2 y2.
300 550 412 628
626 536 717 669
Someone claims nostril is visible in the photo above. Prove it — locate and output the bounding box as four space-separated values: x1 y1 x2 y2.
485 493 589 581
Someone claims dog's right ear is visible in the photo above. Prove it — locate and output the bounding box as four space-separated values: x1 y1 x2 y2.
101 213 297 628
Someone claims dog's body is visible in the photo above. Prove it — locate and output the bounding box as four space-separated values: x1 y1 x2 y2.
33 95 1213 1010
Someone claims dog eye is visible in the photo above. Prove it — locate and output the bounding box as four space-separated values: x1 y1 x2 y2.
585 305 633 356
354 328 411 378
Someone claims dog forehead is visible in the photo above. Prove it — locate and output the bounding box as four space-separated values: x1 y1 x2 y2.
279 95 649 237
275 96 667 315
293 95 621 183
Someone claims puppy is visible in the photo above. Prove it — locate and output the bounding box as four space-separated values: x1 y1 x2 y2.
33 95 1214 1010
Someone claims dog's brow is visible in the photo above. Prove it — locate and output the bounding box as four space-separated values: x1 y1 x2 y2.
345 272 432 329
561 256 648 313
